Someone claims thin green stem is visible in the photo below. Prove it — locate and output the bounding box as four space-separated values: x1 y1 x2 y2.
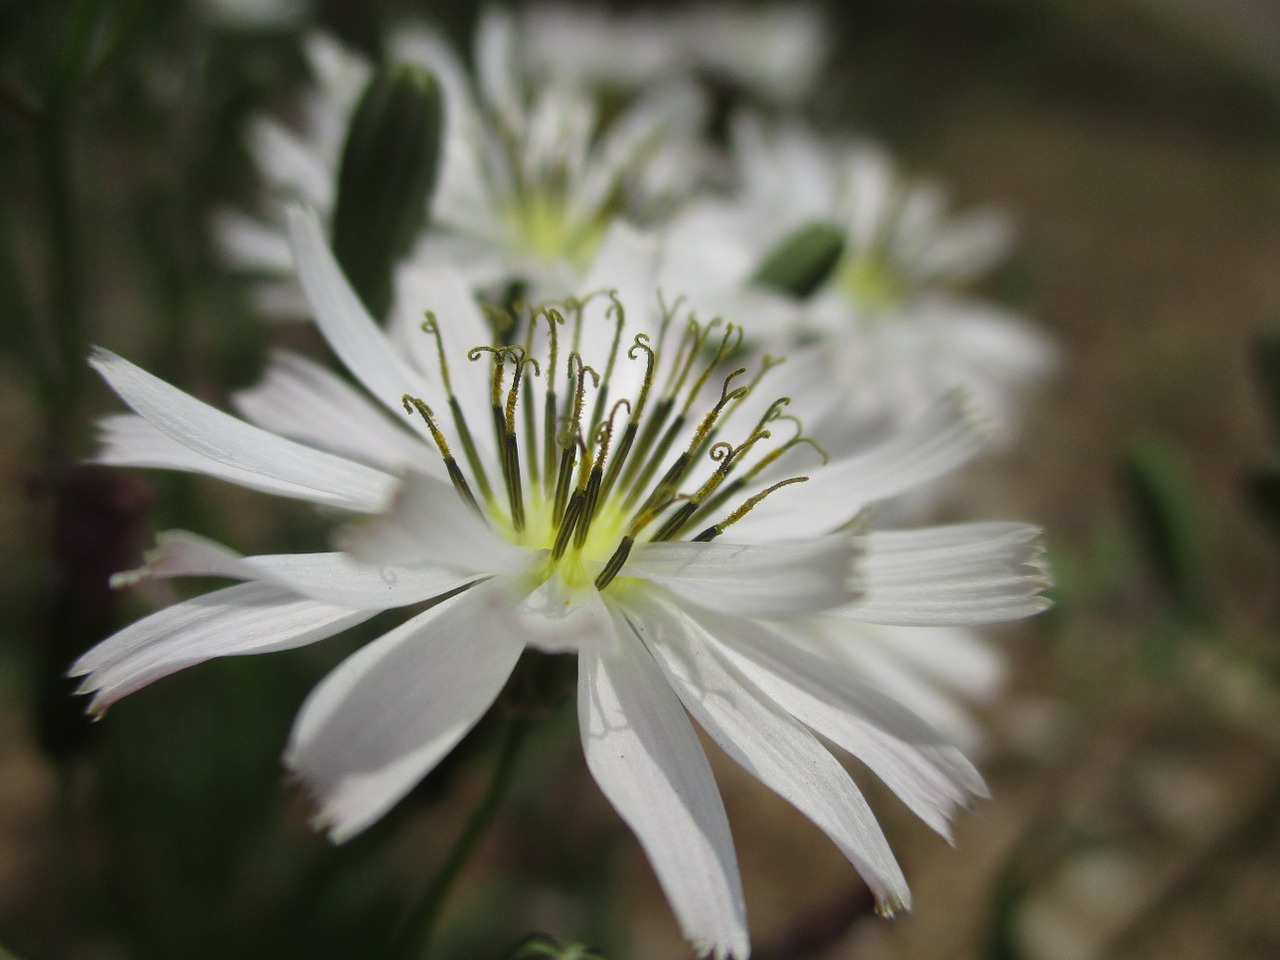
391 718 529 960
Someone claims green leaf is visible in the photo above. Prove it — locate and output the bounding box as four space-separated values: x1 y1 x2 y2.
330 64 443 320
1246 463 1280 544
1253 330 1280 439
1120 439 1206 622
749 221 845 299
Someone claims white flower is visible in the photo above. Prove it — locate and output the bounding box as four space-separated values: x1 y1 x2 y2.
76 209 1048 958
217 14 707 315
395 9 707 298
663 116 1058 436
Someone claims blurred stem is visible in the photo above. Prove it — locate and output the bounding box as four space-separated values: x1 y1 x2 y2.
37 0 110 430
392 717 529 960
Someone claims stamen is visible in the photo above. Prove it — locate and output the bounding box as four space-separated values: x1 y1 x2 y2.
692 476 810 542
588 292 627 432
401 394 481 515
421 314 493 503
575 399 630 548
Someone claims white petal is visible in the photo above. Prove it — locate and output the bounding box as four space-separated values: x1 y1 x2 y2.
689 604 985 839
71 583 370 715
389 263 501 433
248 116 334 208
211 208 294 271
120 530 483 609
852 523 1050 625
730 391 991 540
96 413 375 506
633 595 910 913
581 607 748 959
285 207 444 437
91 350 395 513
233 351 438 473
627 535 860 619
339 471 527 575
285 579 526 841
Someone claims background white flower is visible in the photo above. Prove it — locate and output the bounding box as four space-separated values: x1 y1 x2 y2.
661 115 1058 439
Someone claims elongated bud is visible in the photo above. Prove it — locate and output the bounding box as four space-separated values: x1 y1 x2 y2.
749 220 845 299
331 63 443 319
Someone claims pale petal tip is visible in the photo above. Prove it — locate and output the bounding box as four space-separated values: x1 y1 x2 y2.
874 891 912 919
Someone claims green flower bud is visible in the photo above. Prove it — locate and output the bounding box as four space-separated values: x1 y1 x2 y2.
331 63 443 320
749 221 845 299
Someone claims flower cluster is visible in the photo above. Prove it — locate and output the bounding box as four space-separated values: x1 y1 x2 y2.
84 7 1054 958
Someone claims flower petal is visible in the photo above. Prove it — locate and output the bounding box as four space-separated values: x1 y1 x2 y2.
286 206 445 433
284 579 525 841
120 530 482 609
729 391 991 540
232 350 439 474
852 523 1051 625
91 349 394 513
627 535 860 618
338 471 527 575
633 594 910 914
689 605 985 840
96 413 375 506
580 605 748 959
71 583 371 715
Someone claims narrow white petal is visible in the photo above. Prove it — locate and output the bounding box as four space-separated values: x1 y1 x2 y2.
286 207 444 435
91 350 395 513
233 351 439 474
339 471 527 575
627 535 860 619
71 583 370 714
689 605 985 839
730 391 991 540
852 523 1051 625
96 413 372 507
211 208 294 271
581 608 748 959
634 595 911 913
248 117 334 208
389 263 501 434
285 580 525 841
120 530 483 609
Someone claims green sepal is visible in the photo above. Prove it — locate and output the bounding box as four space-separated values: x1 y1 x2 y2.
331 63 443 320
749 221 845 299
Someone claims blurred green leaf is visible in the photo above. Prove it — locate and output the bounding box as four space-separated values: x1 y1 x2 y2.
331 63 442 321
749 221 845 299
1245 463 1280 544
1121 439 1206 623
1253 331 1280 440
508 933 606 960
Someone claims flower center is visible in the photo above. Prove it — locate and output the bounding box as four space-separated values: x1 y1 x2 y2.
838 253 907 314
505 192 608 268
403 296 822 594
